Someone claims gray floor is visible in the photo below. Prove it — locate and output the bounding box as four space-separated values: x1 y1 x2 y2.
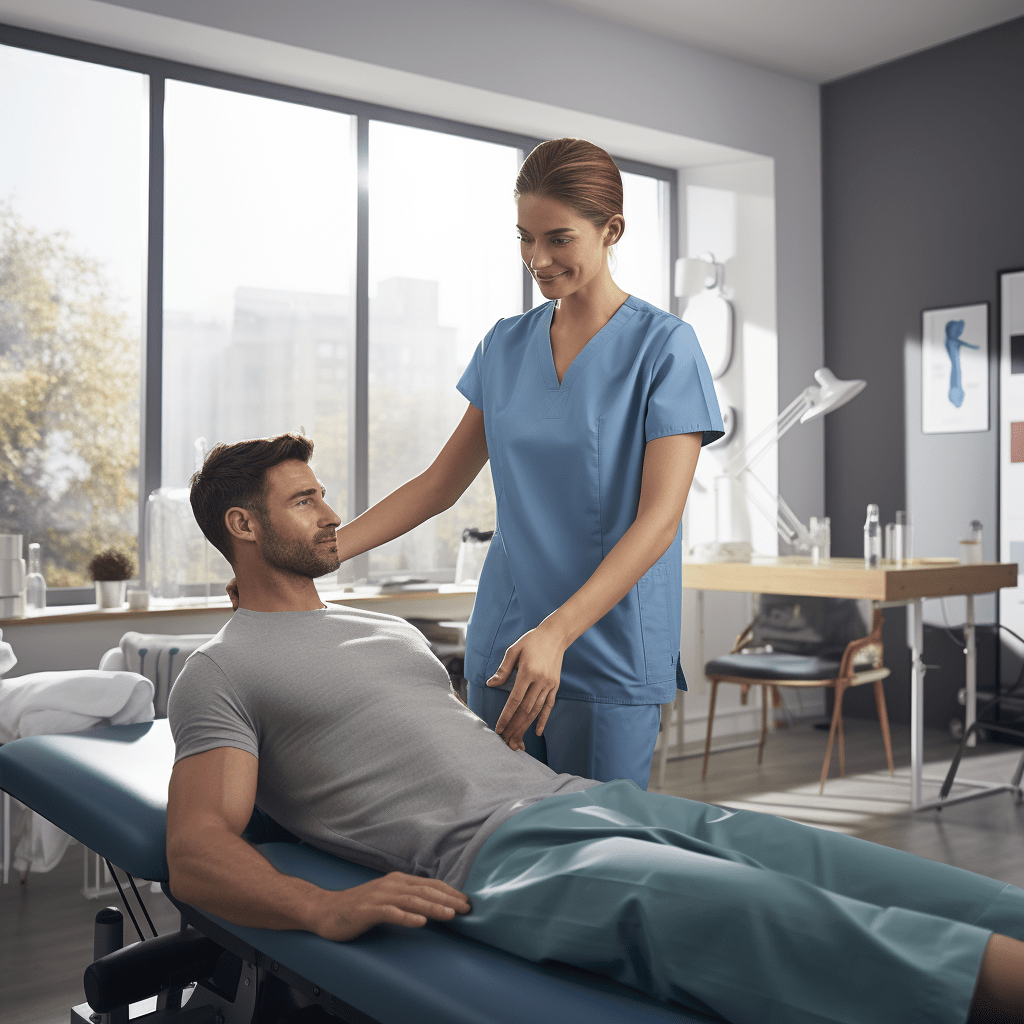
2 719 1022 1024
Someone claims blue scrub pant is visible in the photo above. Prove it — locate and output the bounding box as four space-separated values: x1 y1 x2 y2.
468 683 661 788
451 780 1023 1024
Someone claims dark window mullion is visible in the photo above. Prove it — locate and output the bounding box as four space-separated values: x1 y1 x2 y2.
138 74 165 590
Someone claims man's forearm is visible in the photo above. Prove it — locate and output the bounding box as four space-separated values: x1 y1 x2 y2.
169 827 325 932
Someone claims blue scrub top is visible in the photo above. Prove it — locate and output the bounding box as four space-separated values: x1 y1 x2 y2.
457 295 723 706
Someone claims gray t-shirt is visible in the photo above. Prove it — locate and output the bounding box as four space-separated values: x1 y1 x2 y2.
167 605 597 888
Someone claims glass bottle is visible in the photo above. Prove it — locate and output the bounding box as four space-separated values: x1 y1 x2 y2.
863 504 881 569
25 542 46 612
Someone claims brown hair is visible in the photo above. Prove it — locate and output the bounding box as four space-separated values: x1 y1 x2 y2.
515 138 624 240
189 433 314 564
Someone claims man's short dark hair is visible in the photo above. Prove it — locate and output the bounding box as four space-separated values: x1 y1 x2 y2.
190 433 315 563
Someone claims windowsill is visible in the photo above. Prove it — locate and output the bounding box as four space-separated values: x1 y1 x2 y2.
0 584 478 627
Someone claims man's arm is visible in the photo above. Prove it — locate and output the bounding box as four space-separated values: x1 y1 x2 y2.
166 746 470 941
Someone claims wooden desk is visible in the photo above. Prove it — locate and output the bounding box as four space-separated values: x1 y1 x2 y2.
680 557 1018 810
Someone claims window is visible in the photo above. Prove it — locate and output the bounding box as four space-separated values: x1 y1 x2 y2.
0 27 674 597
367 122 521 578
158 81 356 594
0 43 146 587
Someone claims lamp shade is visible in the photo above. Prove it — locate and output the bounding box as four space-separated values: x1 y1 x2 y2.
799 368 866 424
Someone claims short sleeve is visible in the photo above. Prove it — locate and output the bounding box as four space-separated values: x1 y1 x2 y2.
456 342 484 409
645 322 725 446
456 321 500 411
166 651 259 764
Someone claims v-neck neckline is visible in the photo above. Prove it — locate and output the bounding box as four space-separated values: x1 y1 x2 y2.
541 296 635 391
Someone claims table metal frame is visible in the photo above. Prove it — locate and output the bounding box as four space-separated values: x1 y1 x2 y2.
671 558 1019 811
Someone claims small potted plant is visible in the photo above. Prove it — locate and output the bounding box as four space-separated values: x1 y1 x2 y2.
88 549 134 609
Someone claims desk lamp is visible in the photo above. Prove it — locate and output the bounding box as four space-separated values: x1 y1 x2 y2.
712 368 866 557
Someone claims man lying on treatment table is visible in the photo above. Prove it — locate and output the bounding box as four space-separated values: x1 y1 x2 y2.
167 433 1024 1024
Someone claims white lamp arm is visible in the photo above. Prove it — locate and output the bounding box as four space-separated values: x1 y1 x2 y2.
737 469 814 551
725 388 816 478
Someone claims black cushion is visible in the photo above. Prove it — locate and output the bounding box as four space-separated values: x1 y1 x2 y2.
705 652 842 682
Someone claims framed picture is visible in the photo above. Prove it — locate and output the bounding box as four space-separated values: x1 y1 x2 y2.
921 302 989 433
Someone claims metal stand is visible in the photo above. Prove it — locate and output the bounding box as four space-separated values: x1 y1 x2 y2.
897 594 1022 811
2 790 9 884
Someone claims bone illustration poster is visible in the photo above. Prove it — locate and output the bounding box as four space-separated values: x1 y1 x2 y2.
921 303 989 433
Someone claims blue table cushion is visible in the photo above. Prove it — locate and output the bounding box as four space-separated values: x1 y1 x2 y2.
0 720 716 1024
704 652 842 682
0 721 173 881
188 842 710 1024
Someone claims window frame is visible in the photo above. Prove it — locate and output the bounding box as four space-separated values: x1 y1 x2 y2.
0 22 677 603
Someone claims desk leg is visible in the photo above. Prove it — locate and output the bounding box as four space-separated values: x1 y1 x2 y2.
965 595 977 749
908 598 925 811
2 791 8 885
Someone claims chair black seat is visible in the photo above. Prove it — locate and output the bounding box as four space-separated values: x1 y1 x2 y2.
704 652 842 682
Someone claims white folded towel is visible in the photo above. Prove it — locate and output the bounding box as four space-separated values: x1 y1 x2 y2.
0 628 16 677
0 670 155 744
0 668 155 874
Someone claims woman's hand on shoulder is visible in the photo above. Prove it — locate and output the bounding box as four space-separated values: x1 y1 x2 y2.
487 623 567 750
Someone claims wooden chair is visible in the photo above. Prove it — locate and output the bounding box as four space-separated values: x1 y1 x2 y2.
702 600 894 794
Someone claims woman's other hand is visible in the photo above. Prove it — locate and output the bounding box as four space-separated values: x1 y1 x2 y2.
226 577 240 611
486 622 566 750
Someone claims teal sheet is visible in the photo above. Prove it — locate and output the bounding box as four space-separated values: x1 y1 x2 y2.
450 780 1024 1024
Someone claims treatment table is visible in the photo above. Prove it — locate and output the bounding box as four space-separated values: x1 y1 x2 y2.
0 720 718 1024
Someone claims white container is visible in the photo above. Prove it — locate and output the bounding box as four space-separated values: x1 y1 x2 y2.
95 580 127 609
959 540 983 564
0 534 23 559
0 557 25 596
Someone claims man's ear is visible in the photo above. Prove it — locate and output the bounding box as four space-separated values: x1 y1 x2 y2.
225 507 259 547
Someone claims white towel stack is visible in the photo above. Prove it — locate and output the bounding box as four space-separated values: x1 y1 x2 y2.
0 628 155 874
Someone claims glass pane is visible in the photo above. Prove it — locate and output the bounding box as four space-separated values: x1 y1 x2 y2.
616 172 670 309
367 122 520 579
531 169 670 311
161 81 356 596
0 45 146 586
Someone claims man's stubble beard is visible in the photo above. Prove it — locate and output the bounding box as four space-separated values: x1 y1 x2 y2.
259 521 341 580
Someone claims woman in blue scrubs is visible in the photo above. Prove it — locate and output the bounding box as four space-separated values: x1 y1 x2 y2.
337 139 722 787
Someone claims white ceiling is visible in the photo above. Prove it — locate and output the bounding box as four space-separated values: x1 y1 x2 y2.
533 0 1024 82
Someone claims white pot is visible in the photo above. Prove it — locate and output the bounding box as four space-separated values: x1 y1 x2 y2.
95 580 127 609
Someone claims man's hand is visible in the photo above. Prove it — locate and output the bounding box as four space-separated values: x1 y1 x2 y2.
226 577 239 610
486 623 565 751
316 873 470 942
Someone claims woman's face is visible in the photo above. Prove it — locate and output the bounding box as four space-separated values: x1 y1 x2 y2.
516 194 620 301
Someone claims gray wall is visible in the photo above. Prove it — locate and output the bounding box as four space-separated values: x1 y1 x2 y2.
822 16 1024 718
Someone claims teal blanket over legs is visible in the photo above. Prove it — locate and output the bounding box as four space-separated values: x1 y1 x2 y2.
450 780 1024 1024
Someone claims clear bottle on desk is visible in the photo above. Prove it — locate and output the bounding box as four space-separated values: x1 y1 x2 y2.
894 510 912 564
25 542 46 612
863 504 881 569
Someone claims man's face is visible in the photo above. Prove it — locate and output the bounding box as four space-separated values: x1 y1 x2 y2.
255 460 342 579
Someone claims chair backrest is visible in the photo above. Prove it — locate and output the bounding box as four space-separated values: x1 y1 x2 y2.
118 632 216 718
750 595 867 659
